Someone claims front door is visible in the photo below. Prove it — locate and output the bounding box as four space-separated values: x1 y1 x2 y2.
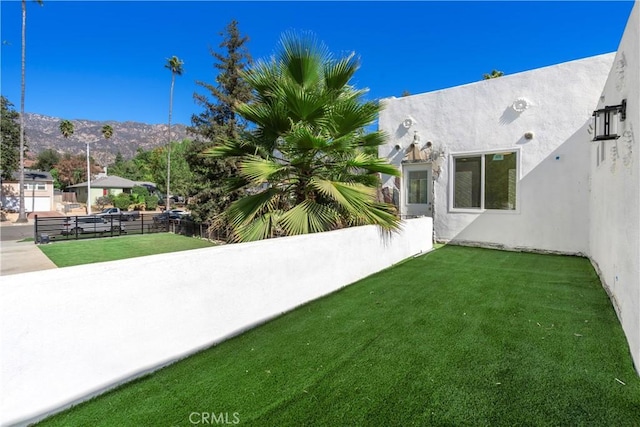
402 163 432 217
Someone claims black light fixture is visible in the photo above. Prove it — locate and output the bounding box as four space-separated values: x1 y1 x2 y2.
593 99 626 141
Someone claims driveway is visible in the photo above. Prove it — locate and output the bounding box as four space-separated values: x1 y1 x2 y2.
0 222 57 276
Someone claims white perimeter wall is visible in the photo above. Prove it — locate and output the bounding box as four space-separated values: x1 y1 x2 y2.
589 2 640 371
0 218 432 427
379 54 614 254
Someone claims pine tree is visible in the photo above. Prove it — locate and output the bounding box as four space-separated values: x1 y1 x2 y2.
187 20 253 230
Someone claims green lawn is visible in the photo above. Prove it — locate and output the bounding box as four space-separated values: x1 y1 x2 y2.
38 233 217 267
37 246 640 426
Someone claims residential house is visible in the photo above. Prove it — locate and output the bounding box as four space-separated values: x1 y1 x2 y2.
379 3 639 370
0 170 55 212
68 175 156 205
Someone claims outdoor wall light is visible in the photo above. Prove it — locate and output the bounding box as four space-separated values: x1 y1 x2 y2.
430 146 446 161
593 99 626 141
411 130 420 146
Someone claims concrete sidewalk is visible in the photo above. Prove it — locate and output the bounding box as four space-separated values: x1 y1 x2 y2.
0 240 57 276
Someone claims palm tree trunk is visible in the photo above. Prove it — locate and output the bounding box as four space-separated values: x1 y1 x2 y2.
166 74 175 211
16 0 28 223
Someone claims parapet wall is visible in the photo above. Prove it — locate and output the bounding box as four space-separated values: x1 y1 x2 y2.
0 217 432 427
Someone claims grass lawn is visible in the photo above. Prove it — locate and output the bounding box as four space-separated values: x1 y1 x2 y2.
38 233 217 267
37 246 640 426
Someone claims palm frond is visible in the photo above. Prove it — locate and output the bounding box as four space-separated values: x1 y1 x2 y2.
346 152 401 176
232 212 281 242
239 155 288 185
227 188 281 228
323 52 359 92
330 100 380 136
311 178 400 231
310 178 375 213
279 199 339 235
203 140 248 158
241 59 280 96
281 84 326 122
359 131 387 148
286 124 328 152
279 31 327 88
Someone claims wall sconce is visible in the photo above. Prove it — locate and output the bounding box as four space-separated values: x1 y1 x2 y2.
593 99 626 141
430 146 446 161
411 130 420 146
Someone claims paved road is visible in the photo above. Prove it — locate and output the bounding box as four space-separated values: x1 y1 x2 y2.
0 224 34 242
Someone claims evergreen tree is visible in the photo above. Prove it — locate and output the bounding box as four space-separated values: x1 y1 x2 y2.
0 96 23 179
151 139 193 202
187 20 253 226
34 148 60 171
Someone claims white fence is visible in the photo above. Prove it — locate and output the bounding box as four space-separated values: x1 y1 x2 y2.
0 217 432 427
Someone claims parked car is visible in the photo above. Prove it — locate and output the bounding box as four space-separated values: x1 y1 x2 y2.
96 207 140 221
152 211 183 223
61 216 126 235
157 194 185 206
167 209 189 218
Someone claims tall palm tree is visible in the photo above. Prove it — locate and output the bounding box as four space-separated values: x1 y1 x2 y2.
101 124 114 140
206 33 400 242
16 0 43 223
59 119 93 213
99 124 114 211
59 119 74 138
164 56 184 210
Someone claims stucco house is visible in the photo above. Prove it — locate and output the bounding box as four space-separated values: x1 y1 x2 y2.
379 2 639 371
68 175 156 205
0 169 55 212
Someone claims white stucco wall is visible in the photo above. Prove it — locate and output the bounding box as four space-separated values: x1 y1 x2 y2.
589 2 640 372
0 218 432 427
379 54 615 254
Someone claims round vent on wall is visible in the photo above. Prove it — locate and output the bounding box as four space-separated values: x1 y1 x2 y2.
402 117 415 129
512 98 530 113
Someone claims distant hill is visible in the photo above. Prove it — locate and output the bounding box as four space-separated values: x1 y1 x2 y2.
24 113 189 166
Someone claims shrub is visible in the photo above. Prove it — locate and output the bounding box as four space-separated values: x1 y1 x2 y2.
130 186 150 205
144 195 158 211
113 193 131 210
95 196 111 210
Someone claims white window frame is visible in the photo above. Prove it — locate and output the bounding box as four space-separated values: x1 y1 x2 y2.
406 169 430 205
448 148 521 213
24 182 46 191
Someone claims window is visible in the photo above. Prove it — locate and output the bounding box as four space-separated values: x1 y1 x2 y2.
407 170 428 204
452 151 517 211
24 183 46 191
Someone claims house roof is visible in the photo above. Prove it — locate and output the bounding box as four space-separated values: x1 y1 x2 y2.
68 175 156 189
1 169 53 182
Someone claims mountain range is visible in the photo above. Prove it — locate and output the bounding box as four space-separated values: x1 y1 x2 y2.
23 113 189 166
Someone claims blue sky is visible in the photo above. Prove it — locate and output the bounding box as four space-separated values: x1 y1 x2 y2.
0 1 635 126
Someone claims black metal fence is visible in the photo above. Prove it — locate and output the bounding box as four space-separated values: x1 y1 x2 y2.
34 213 226 244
